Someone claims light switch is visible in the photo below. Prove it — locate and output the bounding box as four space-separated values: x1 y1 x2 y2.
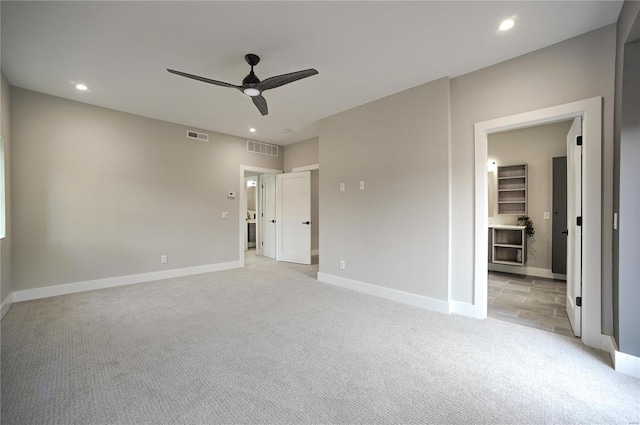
222 212 229 219
340 183 345 192
544 212 550 220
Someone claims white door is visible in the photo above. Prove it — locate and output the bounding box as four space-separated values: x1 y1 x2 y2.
261 174 276 259
276 172 311 264
566 117 582 337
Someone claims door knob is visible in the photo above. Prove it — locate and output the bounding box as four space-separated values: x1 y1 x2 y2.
561 229 569 235
302 221 311 225
271 220 276 223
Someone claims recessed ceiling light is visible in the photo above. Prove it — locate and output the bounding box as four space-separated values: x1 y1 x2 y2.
249 128 256 133
75 84 88 91
499 19 514 31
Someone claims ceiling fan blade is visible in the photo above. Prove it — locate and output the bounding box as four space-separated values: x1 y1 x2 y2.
256 69 318 92
167 69 239 89
252 95 268 116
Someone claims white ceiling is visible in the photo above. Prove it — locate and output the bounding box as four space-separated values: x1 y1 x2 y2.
1 1 622 146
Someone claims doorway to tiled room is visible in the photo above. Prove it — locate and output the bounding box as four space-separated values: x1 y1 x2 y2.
487 272 573 337
485 120 576 338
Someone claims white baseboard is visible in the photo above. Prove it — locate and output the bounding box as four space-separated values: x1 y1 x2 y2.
489 263 566 280
602 334 617 364
601 334 640 378
1 292 13 319
317 272 450 315
12 260 242 303
311 249 320 256
614 350 640 379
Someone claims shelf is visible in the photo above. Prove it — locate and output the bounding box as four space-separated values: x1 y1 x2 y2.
493 260 524 266
491 227 527 266
494 243 522 248
497 164 527 215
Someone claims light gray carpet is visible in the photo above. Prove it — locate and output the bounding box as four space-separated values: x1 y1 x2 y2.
2 254 639 424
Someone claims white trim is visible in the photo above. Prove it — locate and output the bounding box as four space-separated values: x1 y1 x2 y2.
449 301 477 318
292 163 319 172
602 334 617 365
474 97 603 351
614 350 640 379
1 292 13 318
311 249 320 256
488 263 566 281
602 334 640 378
11 261 241 303
239 165 282 267
317 272 450 315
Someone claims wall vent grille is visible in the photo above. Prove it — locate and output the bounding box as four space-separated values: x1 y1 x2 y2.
247 140 279 157
186 130 209 142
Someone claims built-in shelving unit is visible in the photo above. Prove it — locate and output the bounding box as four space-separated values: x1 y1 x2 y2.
491 225 527 266
497 164 527 215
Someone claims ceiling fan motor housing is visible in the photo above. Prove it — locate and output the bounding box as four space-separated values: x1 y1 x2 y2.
243 71 260 87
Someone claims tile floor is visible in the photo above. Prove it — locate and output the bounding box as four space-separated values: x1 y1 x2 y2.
488 271 575 338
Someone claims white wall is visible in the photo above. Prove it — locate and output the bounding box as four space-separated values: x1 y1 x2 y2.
319 77 450 301
488 121 572 272
10 88 282 292
450 25 616 333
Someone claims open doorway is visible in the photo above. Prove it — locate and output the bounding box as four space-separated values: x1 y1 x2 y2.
486 120 574 337
474 97 605 351
238 165 319 268
239 165 282 267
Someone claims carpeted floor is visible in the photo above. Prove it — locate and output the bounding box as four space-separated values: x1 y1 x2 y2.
2 254 639 424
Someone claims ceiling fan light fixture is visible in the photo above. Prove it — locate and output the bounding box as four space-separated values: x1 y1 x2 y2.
243 88 261 97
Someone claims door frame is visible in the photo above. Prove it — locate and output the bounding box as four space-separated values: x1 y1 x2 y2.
473 97 605 350
239 165 282 267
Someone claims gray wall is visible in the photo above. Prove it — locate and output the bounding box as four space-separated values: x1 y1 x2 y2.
450 25 616 334
488 121 572 272
10 88 282 291
319 77 450 300
0 71 11 303
283 137 319 252
318 25 616 328
613 1 640 357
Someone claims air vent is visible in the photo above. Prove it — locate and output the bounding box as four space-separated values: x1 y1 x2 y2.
247 140 279 157
186 130 209 142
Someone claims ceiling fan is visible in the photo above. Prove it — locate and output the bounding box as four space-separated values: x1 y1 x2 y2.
167 54 318 116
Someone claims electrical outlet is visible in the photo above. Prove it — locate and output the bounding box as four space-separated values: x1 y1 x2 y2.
544 212 550 220
340 183 345 192
222 211 229 219
339 260 345 270
359 181 365 190
160 255 167 264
